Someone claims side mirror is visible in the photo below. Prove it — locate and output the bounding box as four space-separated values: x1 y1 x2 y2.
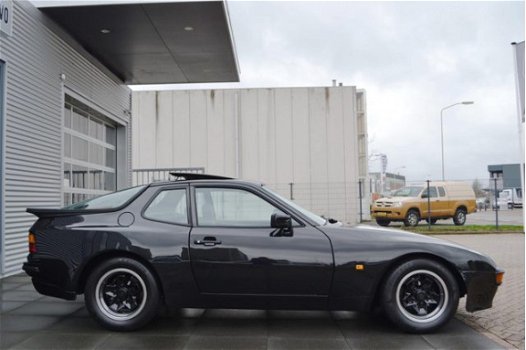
271 213 292 229
421 193 428 199
270 213 293 237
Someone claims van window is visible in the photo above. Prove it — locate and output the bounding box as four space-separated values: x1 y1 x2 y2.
422 187 438 198
438 187 446 197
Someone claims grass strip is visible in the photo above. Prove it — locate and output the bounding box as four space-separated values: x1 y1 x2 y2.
402 225 524 234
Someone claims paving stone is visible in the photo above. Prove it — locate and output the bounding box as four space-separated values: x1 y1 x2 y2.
439 233 525 349
184 335 267 350
97 334 188 350
10 333 108 350
268 337 350 350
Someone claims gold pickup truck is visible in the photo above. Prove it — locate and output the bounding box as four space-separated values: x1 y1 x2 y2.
371 181 476 227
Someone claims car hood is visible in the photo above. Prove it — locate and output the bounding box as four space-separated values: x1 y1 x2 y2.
319 224 497 269
375 196 415 203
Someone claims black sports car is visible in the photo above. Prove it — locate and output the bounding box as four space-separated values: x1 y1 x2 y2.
23 173 503 333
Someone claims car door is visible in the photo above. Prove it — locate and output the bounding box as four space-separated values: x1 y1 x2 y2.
188 184 333 298
421 186 439 217
435 186 450 216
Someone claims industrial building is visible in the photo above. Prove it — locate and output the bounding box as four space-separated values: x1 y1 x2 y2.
370 172 406 198
0 0 238 276
132 87 369 224
488 163 523 189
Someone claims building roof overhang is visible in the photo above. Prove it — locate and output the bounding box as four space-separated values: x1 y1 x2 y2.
40 1 239 85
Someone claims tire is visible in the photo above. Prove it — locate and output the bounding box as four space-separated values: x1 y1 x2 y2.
85 257 160 331
382 259 459 333
376 219 390 227
453 208 467 226
507 203 513 210
404 210 420 227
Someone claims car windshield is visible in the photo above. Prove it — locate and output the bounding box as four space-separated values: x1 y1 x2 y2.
261 186 327 226
62 185 147 210
392 186 424 197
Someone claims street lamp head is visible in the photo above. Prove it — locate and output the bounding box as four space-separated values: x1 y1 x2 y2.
462 101 474 105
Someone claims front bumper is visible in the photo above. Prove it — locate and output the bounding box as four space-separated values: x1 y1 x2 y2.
23 257 77 301
371 209 405 220
464 269 503 312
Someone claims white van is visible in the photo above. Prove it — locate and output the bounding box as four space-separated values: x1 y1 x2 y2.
499 188 523 209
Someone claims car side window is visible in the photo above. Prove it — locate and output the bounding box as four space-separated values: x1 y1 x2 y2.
438 187 446 197
422 187 438 198
144 189 188 225
196 187 285 227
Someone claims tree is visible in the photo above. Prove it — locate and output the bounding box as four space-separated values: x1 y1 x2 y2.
472 179 486 197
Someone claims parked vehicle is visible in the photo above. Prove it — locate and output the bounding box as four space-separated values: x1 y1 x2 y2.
499 188 523 209
24 174 502 333
371 181 476 227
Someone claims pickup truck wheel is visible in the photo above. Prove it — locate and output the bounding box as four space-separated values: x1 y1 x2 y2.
404 210 420 227
382 259 459 333
85 257 160 331
376 219 390 227
453 208 467 226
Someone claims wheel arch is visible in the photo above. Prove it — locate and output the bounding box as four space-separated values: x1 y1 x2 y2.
370 252 466 312
455 204 468 213
406 207 421 217
75 250 164 299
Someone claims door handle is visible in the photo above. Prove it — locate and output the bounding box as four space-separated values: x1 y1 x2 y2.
194 237 222 246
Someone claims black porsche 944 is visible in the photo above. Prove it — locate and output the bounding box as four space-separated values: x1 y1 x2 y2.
23 173 503 333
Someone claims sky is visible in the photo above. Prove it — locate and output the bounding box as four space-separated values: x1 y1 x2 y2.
32 0 525 182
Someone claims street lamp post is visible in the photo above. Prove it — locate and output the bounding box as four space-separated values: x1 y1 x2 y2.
440 101 474 180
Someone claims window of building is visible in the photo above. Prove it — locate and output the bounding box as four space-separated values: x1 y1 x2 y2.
144 189 189 225
63 95 117 205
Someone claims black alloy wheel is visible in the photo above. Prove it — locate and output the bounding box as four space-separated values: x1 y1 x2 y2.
382 259 459 333
85 257 160 331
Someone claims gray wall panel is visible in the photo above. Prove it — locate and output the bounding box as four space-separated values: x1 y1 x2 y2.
132 86 370 225
0 1 131 276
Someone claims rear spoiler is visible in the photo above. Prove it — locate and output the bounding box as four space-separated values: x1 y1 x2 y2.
26 208 110 218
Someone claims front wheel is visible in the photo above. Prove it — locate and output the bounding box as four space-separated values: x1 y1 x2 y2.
382 259 459 333
404 210 420 227
85 257 160 331
453 208 467 226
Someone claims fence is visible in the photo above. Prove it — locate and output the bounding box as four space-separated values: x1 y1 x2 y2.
264 181 370 225
129 172 523 228
132 167 205 186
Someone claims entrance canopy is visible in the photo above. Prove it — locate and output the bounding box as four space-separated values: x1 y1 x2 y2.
41 1 239 84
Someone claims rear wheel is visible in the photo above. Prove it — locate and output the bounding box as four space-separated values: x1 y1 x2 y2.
404 210 420 227
382 259 459 333
453 208 467 226
376 219 390 227
85 257 160 331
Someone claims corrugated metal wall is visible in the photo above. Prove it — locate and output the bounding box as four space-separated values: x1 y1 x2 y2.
0 1 131 276
132 87 370 224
